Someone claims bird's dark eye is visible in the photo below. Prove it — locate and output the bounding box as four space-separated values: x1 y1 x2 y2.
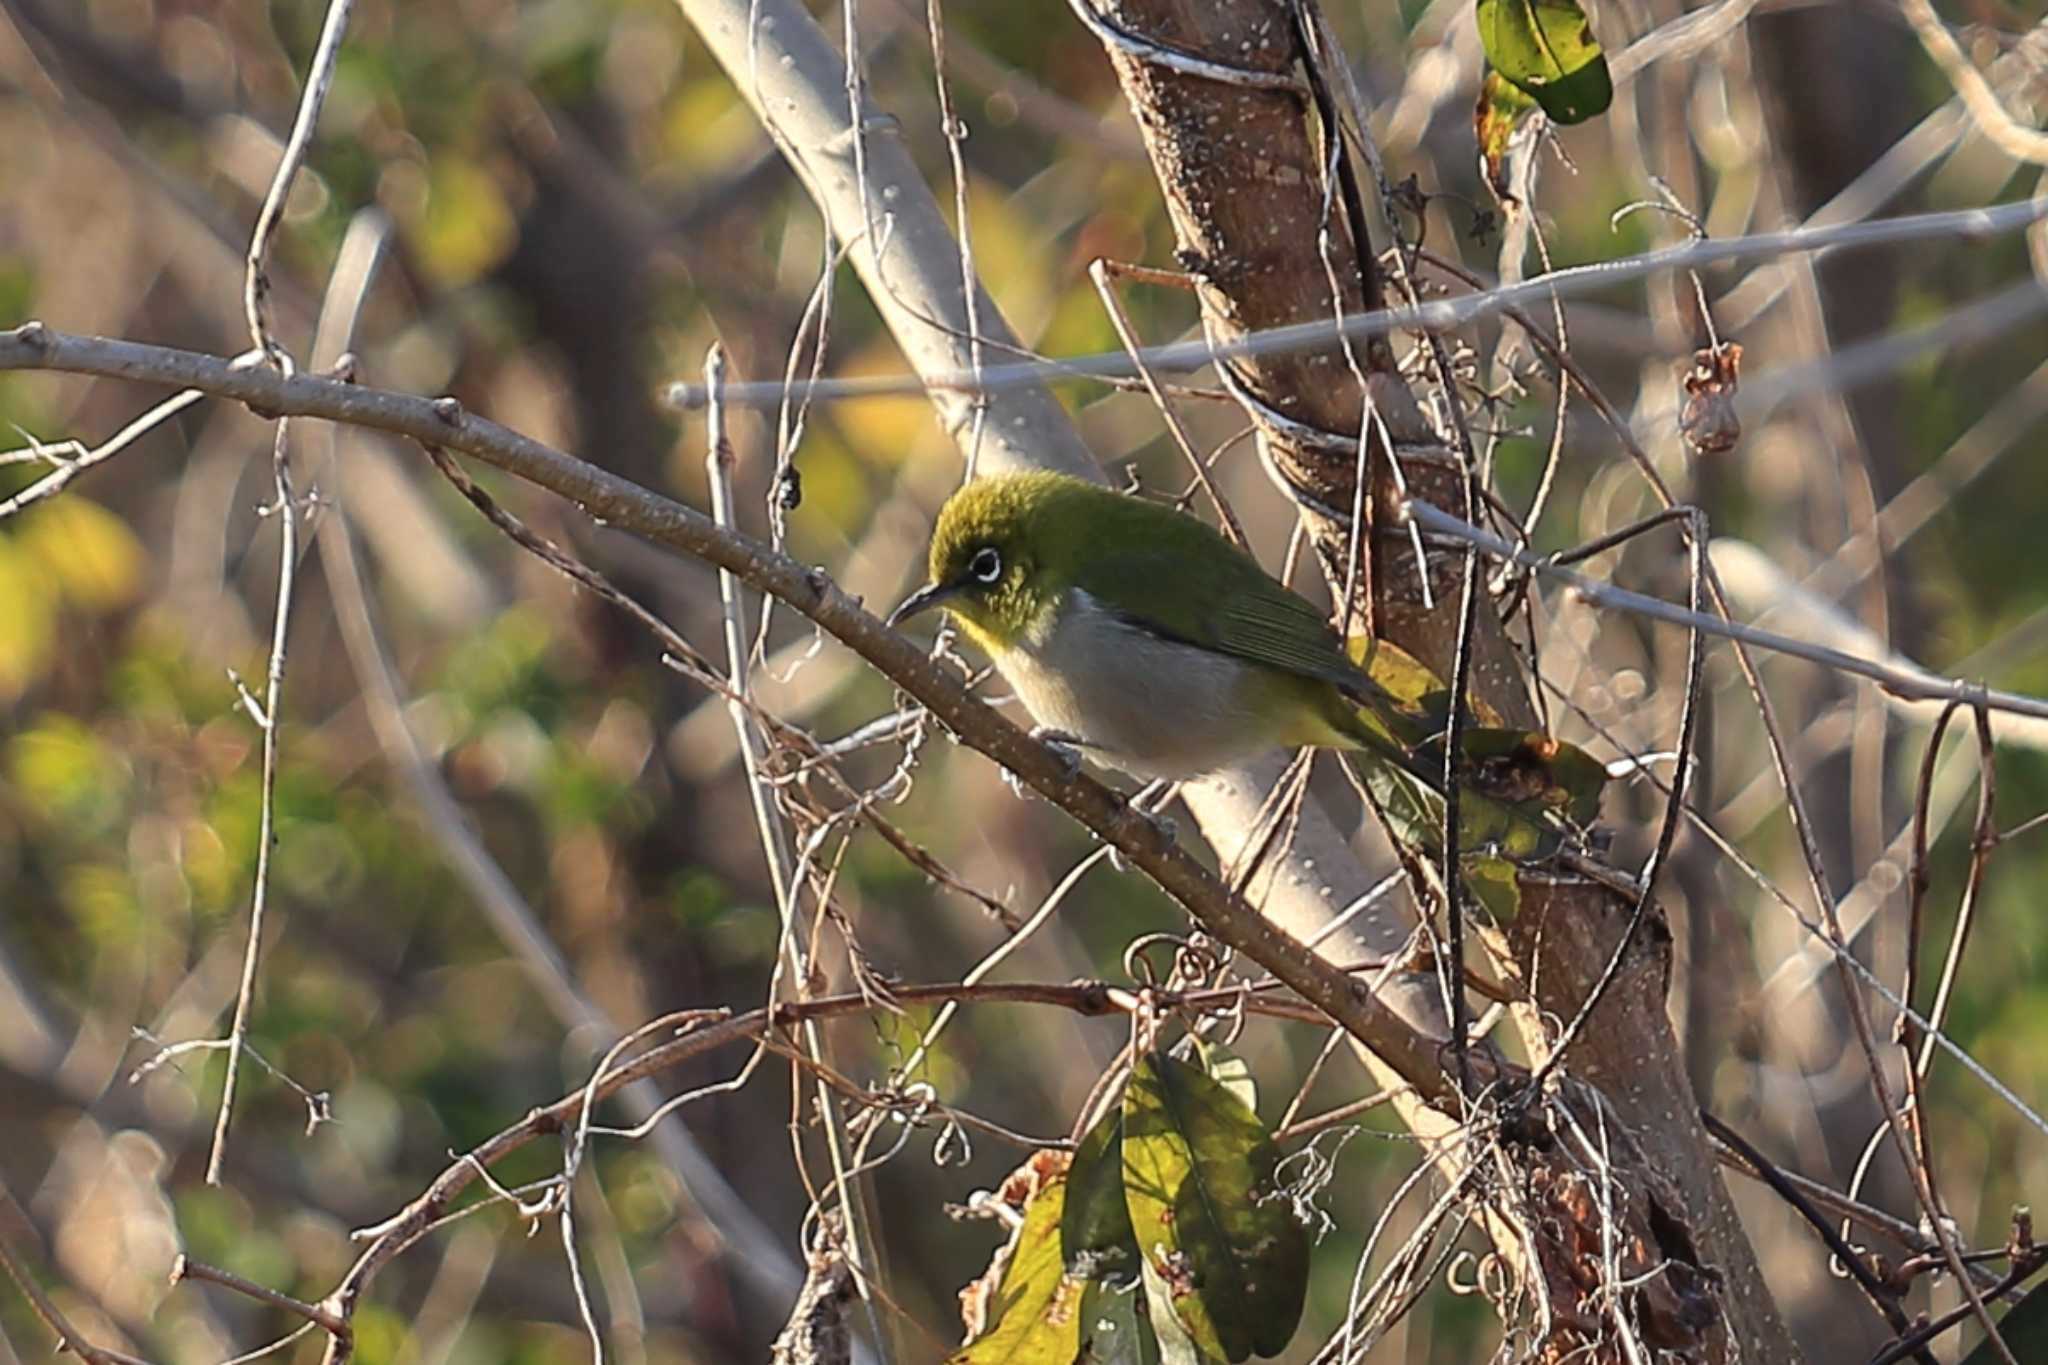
968 546 1003 584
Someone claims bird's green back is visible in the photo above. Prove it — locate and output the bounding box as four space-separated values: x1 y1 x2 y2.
973 473 1367 691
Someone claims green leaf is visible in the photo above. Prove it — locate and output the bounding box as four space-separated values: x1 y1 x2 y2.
1958 1277 2048 1365
1461 846 1529 924
1065 1113 1142 1292
1476 0 1612 124
1121 1054 1307 1362
1065 1113 1164 1364
1342 632 1607 919
1078 1277 1163 1365
952 1160 1082 1364
1446 728 1609 830
1346 757 1549 921
1352 751 1557 861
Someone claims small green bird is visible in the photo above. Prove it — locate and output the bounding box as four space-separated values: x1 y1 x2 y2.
887 470 1418 783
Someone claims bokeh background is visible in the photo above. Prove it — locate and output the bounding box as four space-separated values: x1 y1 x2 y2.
2 0 2048 1360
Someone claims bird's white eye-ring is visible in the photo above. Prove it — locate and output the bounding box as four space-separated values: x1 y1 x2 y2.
968 547 1003 584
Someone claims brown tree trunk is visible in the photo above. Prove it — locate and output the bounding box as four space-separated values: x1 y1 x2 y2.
1084 0 1802 1357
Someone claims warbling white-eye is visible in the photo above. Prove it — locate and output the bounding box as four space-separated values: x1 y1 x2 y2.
887 470 1434 783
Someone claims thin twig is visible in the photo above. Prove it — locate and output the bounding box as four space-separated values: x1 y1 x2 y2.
1898 704 2007 1361
172 1256 351 1344
1399 500 2048 728
206 410 298 1187
1869 1258 2047 1365
705 344 888 1358
1900 702 1964 1230
663 199 2048 408
1534 656 2048 1141
1698 1113 1931 1360
315 975 1330 1346
1273 1085 1411 1143
300 227 809 1319
0 1181 155 1365
891 845 1115 1082
1706 1131 1997 1283
921 0 990 480
1532 509 1706 1082
1910 707 2000 1090
1088 258 1250 547
243 0 355 361
207 0 354 1190
0 389 205 521
129 1030 332 1135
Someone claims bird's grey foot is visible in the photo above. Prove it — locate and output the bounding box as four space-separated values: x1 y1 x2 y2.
1131 780 1178 840
1028 725 1089 780
1107 781 1178 871
1001 729 1086 798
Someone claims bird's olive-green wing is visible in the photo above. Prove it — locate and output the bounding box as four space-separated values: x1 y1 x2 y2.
1211 579 1370 689
1067 534 1353 676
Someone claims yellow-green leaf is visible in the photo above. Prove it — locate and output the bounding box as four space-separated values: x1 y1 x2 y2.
1064 1112 1142 1293
953 1158 1083 1364
1063 1113 1161 1364
1476 0 1612 124
8 713 129 832
413 156 517 288
1121 1054 1306 1362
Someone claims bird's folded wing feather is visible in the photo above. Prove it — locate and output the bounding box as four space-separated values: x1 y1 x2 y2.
1081 547 1365 689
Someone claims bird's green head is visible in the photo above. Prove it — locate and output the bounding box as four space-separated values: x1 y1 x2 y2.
888 471 1095 651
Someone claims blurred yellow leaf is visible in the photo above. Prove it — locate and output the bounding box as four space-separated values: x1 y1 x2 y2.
786 431 872 536
180 812 236 916
18 495 146 612
8 713 129 830
834 339 944 469
0 537 58 699
966 176 1053 338
62 862 139 946
660 78 754 173
415 156 518 287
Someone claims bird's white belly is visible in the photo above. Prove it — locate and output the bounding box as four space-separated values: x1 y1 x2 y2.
996 589 1282 780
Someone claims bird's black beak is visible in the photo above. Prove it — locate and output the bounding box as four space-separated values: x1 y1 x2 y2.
887 581 958 629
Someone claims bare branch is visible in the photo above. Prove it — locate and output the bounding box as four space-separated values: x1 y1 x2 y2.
663 199 2048 409
0 388 204 521
0 326 1461 1105
0 1181 156 1365
1400 500 2048 730
171 1256 350 1345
